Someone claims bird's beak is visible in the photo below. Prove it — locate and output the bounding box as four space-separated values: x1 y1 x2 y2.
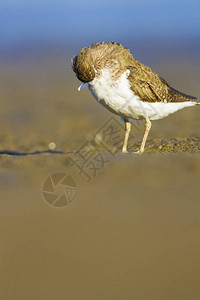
78 83 87 91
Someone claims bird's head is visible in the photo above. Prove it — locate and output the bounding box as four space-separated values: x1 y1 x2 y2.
71 48 96 83
71 42 130 85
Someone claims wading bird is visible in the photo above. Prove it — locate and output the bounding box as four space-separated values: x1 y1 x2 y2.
72 42 199 153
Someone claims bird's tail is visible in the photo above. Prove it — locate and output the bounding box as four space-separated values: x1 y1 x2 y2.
168 86 199 103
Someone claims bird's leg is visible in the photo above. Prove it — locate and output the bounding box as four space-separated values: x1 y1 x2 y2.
122 120 131 153
135 118 151 154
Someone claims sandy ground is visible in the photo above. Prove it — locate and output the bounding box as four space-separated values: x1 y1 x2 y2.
0 55 200 300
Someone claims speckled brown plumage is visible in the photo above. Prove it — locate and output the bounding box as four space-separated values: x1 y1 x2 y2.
72 42 198 103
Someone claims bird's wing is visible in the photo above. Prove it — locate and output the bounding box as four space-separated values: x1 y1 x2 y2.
128 62 197 103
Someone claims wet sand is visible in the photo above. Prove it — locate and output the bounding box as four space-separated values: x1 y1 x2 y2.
0 57 200 300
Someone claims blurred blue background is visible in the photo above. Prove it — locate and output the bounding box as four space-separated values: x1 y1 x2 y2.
1 0 200 59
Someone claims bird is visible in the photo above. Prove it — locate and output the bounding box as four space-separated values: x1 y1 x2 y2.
71 42 199 154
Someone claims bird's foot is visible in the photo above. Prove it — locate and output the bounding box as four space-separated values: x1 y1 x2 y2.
133 149 144 155
121 148 129 153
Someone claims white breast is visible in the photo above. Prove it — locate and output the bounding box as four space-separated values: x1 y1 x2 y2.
87 68 196 120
